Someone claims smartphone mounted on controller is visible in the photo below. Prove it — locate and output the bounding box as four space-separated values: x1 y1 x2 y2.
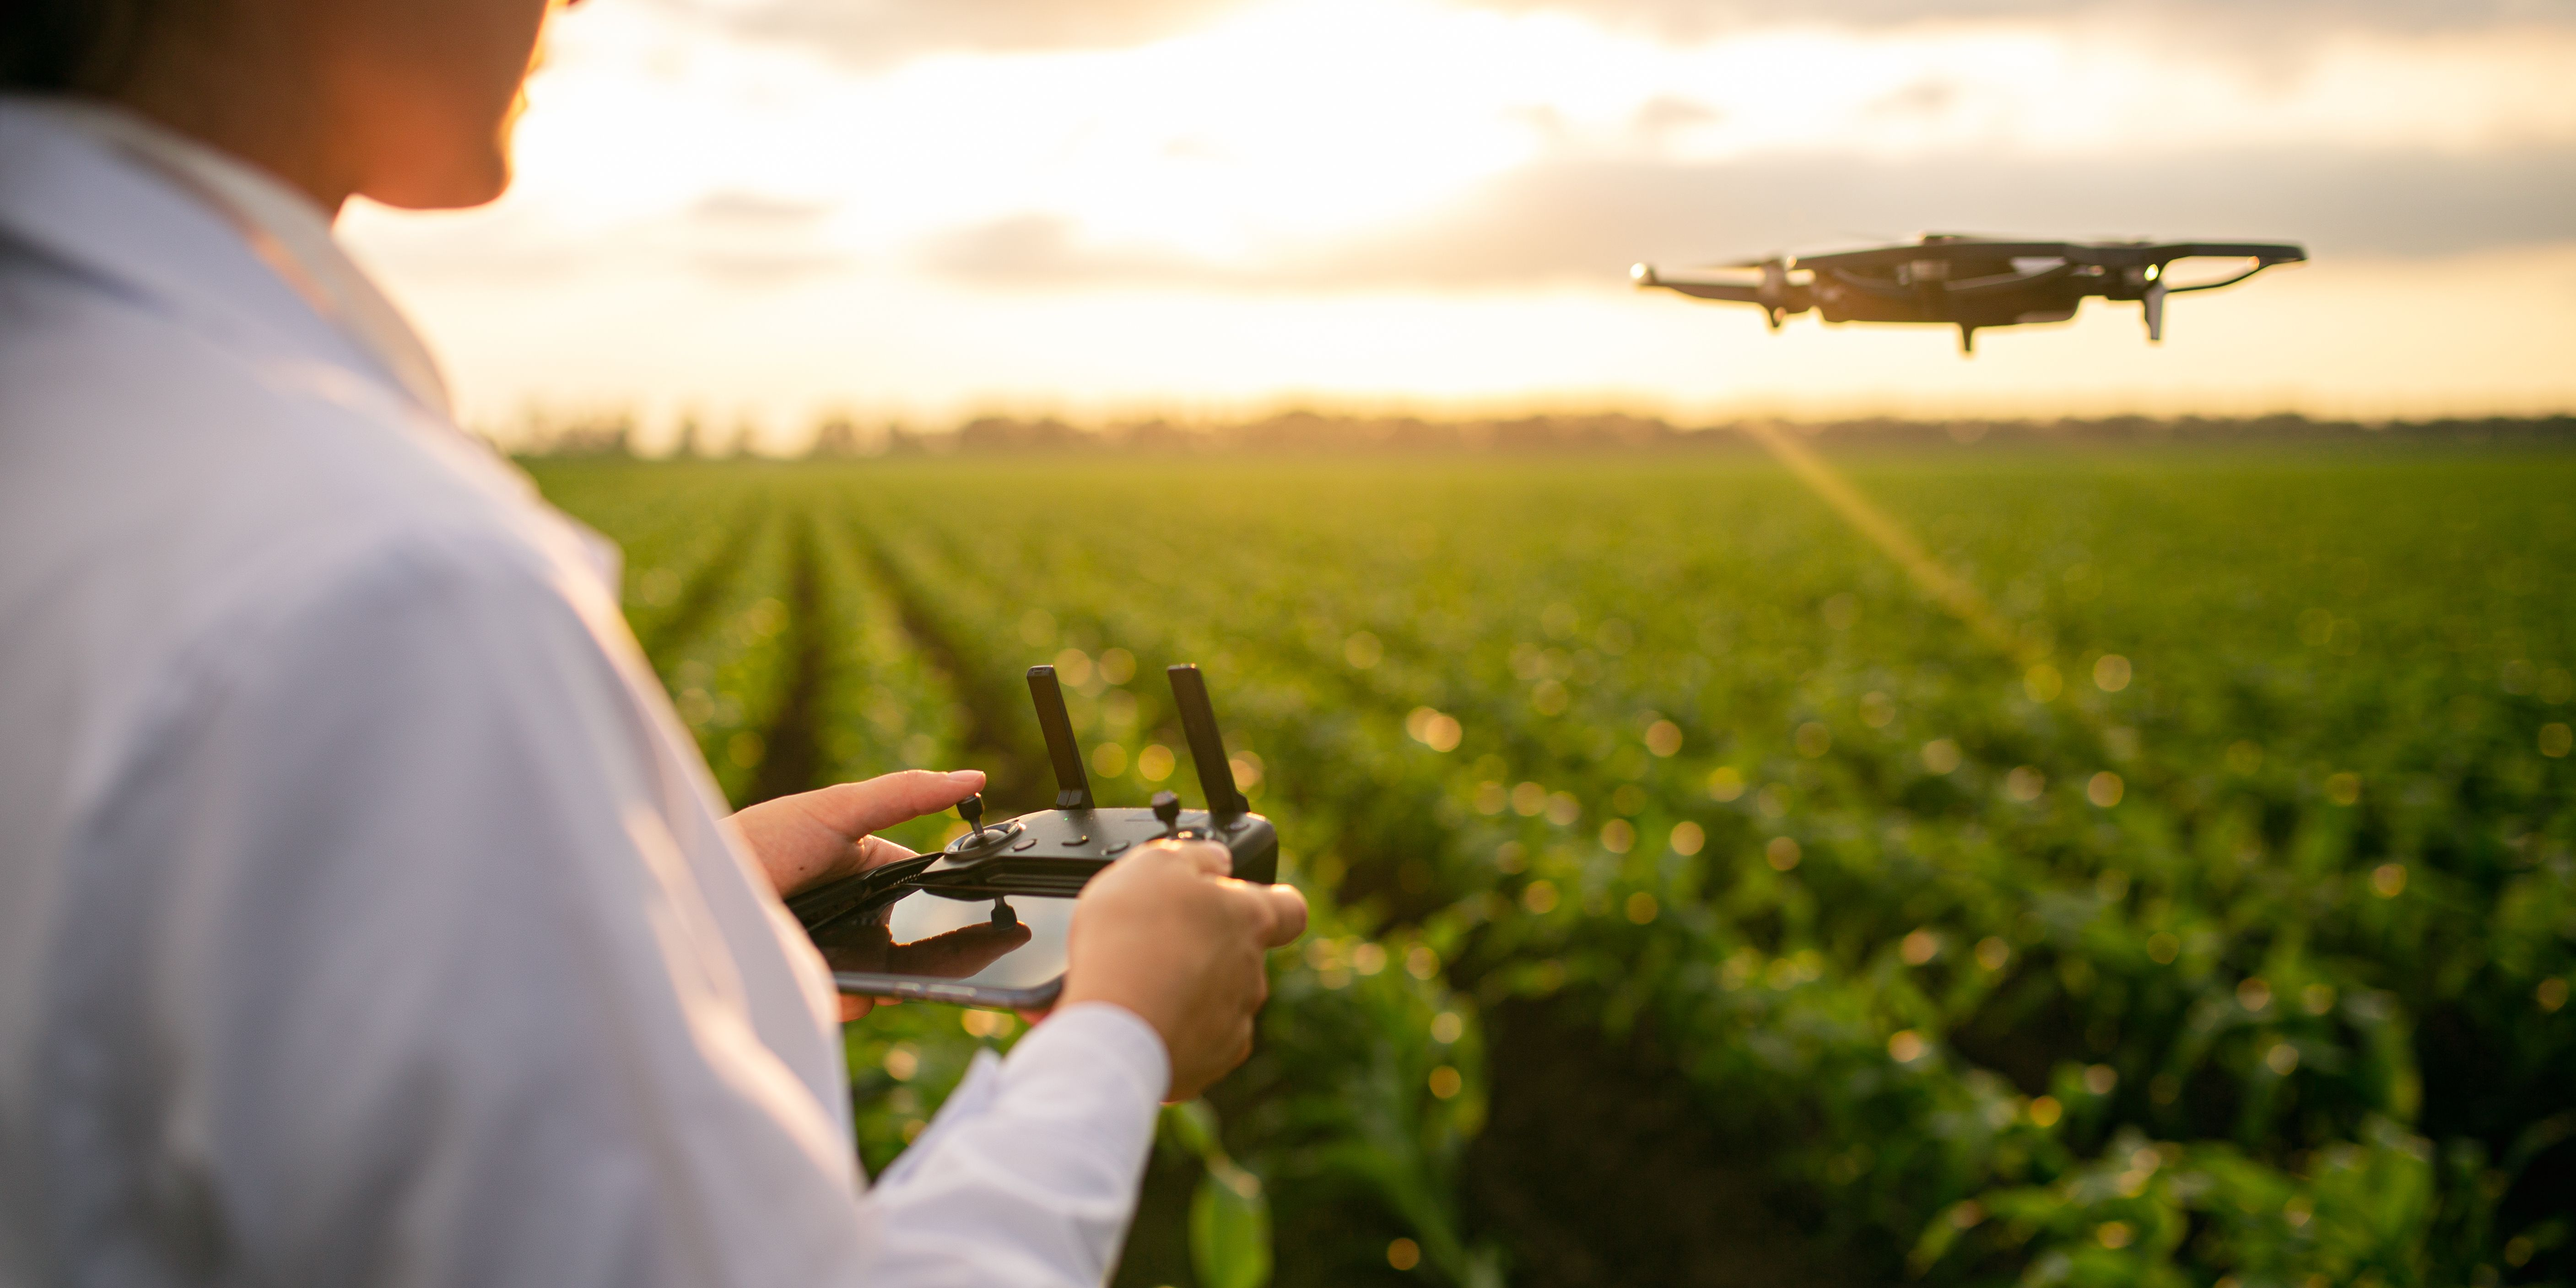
786 663 1276 1011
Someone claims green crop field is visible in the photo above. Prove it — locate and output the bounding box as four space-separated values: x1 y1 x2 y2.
527 447 2576 1288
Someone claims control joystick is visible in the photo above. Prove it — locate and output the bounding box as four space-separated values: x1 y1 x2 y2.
1152 791 1182 839
943 789 1023 858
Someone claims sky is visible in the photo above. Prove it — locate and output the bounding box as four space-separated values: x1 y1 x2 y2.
335 0 2576 450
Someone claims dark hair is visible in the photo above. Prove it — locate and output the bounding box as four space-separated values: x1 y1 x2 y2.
1 0 159 92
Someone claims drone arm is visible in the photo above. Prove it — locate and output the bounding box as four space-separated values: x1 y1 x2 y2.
1642 279 1770 304
2155 243 2307 265
2159 263 2279 295
2140 253 2298 340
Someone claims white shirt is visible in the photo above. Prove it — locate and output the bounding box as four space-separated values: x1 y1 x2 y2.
0 99 1168 1287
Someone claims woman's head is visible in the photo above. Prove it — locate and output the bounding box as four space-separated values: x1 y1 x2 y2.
3 0 560 212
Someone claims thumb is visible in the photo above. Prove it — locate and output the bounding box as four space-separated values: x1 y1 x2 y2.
796 769 985 841
1258 884 1308 948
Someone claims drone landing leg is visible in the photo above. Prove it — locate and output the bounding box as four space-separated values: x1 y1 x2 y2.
1958 325 1976 356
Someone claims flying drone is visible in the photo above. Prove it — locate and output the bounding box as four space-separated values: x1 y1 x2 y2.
1631 234 2306 354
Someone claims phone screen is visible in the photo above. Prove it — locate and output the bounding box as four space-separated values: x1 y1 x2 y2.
817 891 1073 994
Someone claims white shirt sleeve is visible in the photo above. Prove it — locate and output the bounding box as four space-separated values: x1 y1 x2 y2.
79 525 1165 1288
869 1005 1168 1285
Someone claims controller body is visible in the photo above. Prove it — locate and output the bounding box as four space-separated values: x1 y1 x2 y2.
788 663 1273 1007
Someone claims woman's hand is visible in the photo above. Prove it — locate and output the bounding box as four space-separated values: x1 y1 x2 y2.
730 768 985 1019
1059 839 1308 1102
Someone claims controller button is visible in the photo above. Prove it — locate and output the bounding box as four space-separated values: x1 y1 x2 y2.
1105 841 1130 855
1012 837 1037 851
1066 834 1088 846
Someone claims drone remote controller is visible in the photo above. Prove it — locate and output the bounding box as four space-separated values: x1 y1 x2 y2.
787 663 1277 1005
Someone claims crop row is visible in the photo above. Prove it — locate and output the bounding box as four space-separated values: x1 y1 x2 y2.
535 453 2576 1288
829 454 2573 1288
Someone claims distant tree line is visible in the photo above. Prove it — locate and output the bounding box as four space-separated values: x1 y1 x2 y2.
510 409 2576 458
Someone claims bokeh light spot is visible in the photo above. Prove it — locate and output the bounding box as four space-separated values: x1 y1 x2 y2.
2093 653 2133 692
1521 880 1559 914
1901 928 1940 965
2371 863 2407 898
1388 1238 1421 1271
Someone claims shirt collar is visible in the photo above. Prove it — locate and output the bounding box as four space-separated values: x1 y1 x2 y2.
5 97 453 420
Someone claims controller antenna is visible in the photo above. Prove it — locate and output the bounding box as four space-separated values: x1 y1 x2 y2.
1027 665 1096 811
1167 664 1248 827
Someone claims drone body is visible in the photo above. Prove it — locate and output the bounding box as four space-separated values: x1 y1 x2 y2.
1633 235 2306 354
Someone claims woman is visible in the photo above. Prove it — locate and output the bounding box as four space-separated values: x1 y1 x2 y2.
0 2 1306 1284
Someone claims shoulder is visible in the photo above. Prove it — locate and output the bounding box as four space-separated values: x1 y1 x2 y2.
0 239 582 619
1 248 532 531
0 253 622 803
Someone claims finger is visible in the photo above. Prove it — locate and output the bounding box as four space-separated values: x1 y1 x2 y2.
1210 878 1295 943
839 995 874 1022
1258 884 1308 947
884 922 1033 978
1134 837 1231 878
794 770 987 842
853 835 919 873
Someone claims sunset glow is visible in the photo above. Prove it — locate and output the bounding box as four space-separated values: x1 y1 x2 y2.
337 0 2576 446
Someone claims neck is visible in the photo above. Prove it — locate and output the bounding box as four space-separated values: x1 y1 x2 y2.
98 14 354 216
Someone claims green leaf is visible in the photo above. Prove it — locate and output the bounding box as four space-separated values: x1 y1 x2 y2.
1166 1098 1224 1162
1191 1162 1273 1288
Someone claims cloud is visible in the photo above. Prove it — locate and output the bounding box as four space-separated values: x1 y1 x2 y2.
1458 0 2576 41
345 190 851 286
682 0 2575 69
918 145 2576 291
920 214 1193 284
681 0 1243 65
688 191 834 226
